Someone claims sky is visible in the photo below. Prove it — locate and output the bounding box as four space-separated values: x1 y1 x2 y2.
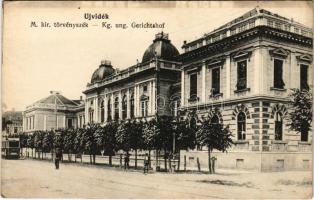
2 1 313 112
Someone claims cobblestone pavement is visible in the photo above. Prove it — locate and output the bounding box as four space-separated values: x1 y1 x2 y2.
1 159 312 198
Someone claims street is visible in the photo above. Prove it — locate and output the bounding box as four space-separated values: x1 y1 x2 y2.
1 159 312 198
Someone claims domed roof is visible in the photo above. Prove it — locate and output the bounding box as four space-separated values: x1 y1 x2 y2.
91 60 115 84
142 32 179 63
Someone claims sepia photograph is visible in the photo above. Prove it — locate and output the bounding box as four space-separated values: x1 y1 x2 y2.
1 1 313 198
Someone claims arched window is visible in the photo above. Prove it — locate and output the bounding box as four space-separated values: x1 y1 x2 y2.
114 97 119 121
100 100 105 123
275 112 283 140
122 95 127 120
237 112 246 140
211 114 219 124
107 99 112 122
130 93 134 119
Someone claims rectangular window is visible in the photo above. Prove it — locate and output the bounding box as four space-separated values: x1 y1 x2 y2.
249 20 255 28
230 28 237 35
267 20 274 27
143 85 148 92
294 27 299 34
284 24 290 31
211 67 220 95
236 60 247 90
68 119 73 128
300 64 309 91
14 127 18 133
274 59 285 89
190 73 197 98
275 22 282 30
301 30 308 36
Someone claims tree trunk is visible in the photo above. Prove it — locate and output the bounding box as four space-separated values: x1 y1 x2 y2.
31 149 33 158
135 149 137 169
109 155 112 166
148 150 151 168
177 150 181 171
81 154 83 163
93 154 96 164
75 154 77 162
155 150 158 171
42 151 44 160
90 154 92 164
164 150 167 172
208 148 212 174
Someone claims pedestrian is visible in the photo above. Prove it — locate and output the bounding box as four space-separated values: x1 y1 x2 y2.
143 153 149 174
124 153 130 170
211 156 217 174
55 148 62 170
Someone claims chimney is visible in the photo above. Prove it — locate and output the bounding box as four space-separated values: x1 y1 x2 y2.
101 60 111 66
80 96 83 101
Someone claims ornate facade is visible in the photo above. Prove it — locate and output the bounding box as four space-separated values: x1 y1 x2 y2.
83 32 181 123
179 7 312 171
22 7 312 171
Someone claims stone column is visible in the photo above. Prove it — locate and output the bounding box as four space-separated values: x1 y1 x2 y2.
118 91 122 120
201 61 206 103
148 81 152 115
44 115 47 130
225 56 231 99
63 115 66 128
254 49 261 95
111 94 114 120
126 89 130 119
85 98 89 124
94 97 98 122
104 95 108 122
181 70 185 107
152 81 156 115
134 85 138 117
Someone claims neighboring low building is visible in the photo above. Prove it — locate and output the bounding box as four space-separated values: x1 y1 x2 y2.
23 91 85 133
179 7 312 171
2 111 23 136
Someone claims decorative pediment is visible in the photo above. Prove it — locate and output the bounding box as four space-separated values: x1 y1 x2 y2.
296 54 312 64
206 57 226 68
232 50 252 61
140 94 149 101
269 47 289 59
186 63 202 74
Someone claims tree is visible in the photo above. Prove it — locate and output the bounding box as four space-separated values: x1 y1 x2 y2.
129 120 144 169
34 131 44 159
83 123 99 164
74 128 85 162
116 120 132 154
288 89 312 141
63 128 76 161
42 130 54 159
54 129 65 161
196 119 233 174
19 133 28 157
103 122 118 166
142 119 157 168
175 119 197 170
27 134 35 157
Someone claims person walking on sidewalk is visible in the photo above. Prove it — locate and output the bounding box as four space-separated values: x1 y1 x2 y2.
55 148 62 170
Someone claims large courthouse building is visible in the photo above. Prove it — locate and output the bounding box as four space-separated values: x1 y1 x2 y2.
23 8 312 171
